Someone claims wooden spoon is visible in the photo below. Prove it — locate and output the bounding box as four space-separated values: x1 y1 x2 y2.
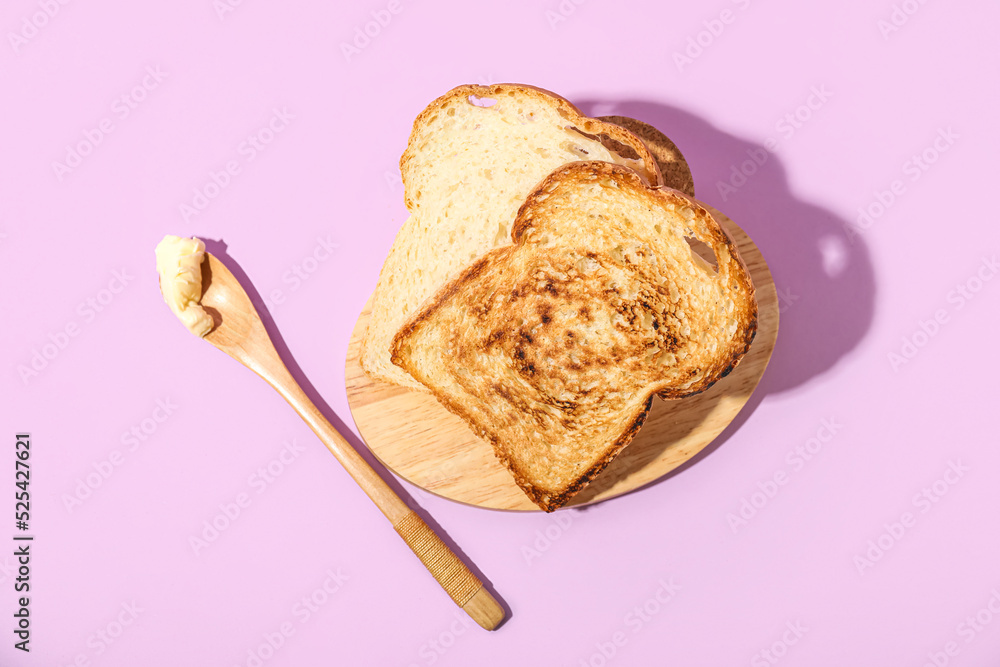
195 251 504 630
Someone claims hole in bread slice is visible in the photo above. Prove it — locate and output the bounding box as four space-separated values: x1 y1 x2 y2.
684 236 718 274
467 94 497 107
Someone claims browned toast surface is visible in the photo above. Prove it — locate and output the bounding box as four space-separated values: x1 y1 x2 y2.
391 162 757 511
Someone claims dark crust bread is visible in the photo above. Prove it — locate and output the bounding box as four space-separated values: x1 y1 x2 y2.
392 162 757 511
599 115 696 199
511 162 757 400
399 84 666 213
388 242 659 512
517 396 653 511
392 162 757 512
464 392 652 512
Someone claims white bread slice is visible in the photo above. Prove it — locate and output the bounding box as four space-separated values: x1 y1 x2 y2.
390 162 757 511
361 84 664 390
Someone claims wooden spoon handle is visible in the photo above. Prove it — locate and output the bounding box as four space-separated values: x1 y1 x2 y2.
265 363 504 630
393 511 504 627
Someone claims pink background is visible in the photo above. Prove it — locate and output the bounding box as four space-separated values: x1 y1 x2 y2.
3 0 1000 665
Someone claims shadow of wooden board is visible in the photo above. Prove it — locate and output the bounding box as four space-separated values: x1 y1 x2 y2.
345 205 778 511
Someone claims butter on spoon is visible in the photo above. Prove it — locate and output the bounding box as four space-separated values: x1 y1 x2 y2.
154 235 214 337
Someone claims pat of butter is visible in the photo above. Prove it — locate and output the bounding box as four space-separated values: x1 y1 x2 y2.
155 235 214 337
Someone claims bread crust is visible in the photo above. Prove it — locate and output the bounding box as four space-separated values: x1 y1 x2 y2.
392 162 758 511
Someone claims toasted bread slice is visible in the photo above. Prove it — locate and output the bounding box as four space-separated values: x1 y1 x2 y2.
361 84 665 390
390 162 757 511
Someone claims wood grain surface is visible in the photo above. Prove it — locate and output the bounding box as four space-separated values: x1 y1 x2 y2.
345 205 778 511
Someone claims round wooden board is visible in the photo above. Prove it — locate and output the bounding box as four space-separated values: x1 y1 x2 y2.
345 206 778 511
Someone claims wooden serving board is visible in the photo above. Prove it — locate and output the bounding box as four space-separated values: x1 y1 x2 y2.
345 206 778 511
